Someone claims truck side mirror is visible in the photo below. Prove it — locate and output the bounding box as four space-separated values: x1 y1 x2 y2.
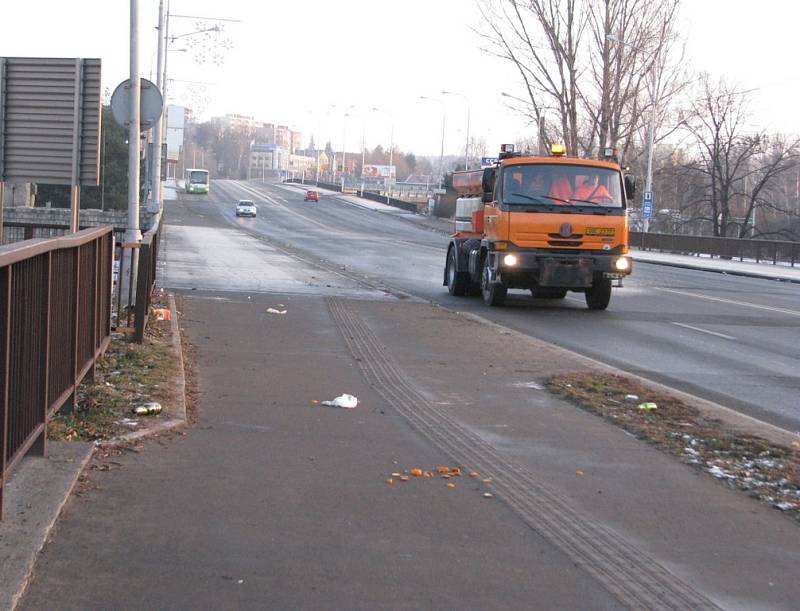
482 167 496 194
624 175 636 201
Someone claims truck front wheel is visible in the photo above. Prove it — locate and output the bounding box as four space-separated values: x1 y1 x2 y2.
585 278 612 310
446 248 470 296
481 257 507 306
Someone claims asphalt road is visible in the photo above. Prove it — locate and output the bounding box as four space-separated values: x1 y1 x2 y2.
170 179 800 432
20 181 800 610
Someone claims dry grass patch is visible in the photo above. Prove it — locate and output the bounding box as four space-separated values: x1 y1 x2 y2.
48 295 179 442
547 373 800 522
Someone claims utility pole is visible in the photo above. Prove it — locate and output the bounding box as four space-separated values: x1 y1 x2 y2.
127 0 142 242
150 0 166 211
124 0 143 307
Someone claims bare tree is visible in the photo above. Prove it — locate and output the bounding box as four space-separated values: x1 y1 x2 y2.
477 0 587 154
682 76 800 237
477 0 685 158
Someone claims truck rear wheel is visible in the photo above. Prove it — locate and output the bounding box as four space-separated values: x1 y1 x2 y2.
585 278 612 310
446 248 470 296
481 257 507 306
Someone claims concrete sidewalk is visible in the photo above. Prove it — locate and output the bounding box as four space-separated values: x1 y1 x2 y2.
632 248 800 283
18 289 800 609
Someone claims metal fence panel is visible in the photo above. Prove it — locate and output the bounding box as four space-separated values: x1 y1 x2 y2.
630 232 798 267
0 226 112 518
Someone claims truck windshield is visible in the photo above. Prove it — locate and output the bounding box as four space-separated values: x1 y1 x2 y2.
502 163 623 208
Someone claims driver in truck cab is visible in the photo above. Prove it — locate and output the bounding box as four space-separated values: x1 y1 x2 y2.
574 173 613 204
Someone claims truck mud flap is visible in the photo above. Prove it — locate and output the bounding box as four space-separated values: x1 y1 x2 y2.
540 258 594 287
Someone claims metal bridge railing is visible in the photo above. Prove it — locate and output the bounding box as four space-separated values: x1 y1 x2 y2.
630 232 799 267
0 226 113 519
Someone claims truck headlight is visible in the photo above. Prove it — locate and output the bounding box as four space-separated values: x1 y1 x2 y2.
615 257 630 271
503 254 518 266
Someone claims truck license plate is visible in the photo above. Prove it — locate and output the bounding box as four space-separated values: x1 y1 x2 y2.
585 227 615 236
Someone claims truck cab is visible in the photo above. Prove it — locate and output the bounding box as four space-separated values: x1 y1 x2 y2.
444 144 634 310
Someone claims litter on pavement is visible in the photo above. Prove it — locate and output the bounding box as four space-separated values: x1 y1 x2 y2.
321 394 358 408
152 308 171 321
624 394 640 402
133 402 162 416
638 402 658 411
266 308 287 315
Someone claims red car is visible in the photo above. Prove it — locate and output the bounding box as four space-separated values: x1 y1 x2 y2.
304 190 319 202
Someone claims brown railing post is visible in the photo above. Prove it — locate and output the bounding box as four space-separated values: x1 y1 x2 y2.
116 245 126 328
133 242 151 343
66 246 81 415
31 251 53 456
0 267 10 520
88 241 99 382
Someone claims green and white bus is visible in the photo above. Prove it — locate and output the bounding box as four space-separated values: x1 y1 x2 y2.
184 168 210 194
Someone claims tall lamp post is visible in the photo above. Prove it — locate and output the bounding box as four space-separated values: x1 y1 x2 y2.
607 33 659 232
420 96 446 190
155 12 237 201
371 107 394 204
441 90 470 170
339 104 354 188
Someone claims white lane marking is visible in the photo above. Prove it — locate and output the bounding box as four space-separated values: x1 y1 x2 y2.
671 322 737 341
656 287 800 318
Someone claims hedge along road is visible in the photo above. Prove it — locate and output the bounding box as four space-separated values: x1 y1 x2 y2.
183 179 800 433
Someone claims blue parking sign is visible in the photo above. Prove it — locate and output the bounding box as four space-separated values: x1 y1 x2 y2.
642 191 654 218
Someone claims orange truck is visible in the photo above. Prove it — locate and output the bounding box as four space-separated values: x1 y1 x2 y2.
444 144 635 310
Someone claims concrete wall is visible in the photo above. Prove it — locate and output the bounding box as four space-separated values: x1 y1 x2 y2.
1 207 156 245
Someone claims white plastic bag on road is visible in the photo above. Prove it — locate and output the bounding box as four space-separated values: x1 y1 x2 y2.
321 394 358 409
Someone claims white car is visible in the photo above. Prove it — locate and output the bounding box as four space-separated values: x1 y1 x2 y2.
235 199 257 217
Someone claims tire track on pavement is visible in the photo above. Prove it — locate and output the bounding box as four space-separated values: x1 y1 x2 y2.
327 296 720 611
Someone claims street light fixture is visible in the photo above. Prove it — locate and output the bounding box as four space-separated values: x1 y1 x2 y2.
442 90 470 170
606 32 659 232
420 96 446 190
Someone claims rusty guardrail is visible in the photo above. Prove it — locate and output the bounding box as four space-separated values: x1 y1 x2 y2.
0 226 113 519
630 232 799 267
133 211 163 342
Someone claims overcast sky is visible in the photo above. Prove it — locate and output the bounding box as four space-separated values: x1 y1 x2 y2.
3 1 799 157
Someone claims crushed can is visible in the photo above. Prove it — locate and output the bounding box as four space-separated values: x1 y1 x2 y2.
133 402 162 416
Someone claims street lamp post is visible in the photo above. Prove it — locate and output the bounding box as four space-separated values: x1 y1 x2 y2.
500 91 549 154
339 105 354 189
442 90 470 170
606 33 659 232
420 96 446 190
371 107 394 204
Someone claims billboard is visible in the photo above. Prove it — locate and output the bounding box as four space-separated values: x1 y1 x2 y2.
0 57 101 185
362 164 396 179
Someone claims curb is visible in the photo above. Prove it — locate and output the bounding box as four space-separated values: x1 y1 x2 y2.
3 443 95 611
456 310 799 448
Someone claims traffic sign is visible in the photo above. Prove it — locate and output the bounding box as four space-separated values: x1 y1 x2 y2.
643 190 653 202
642 202 653 219
110 78 163 131
480 156 498 168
